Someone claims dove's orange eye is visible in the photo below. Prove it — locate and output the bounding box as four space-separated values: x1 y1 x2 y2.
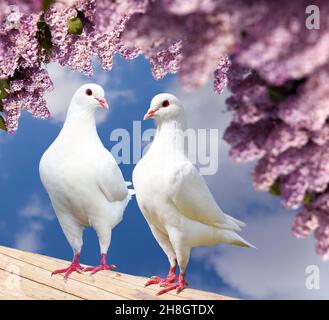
85 89 92 96
162 100 170 107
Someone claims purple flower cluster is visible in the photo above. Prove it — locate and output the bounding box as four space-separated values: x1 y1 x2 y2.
4 68 53 132
0 2 53 133
220 0 329 259
122 0 236 89
0 0 145 132
0 0 237 132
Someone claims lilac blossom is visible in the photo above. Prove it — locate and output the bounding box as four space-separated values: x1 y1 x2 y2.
220 0 329 259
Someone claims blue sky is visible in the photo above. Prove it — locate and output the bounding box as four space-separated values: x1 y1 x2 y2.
1 56 329 299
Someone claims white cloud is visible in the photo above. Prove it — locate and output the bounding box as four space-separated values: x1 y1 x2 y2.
45 62 136 125
108 89 135 105
18 193 54 221
44 63 86 123
14 221 44 253
169 80 231 132
168 80 329 299
14 194 54 253
195 211 329 299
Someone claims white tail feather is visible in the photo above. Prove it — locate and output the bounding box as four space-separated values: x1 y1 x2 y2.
217 229 256 248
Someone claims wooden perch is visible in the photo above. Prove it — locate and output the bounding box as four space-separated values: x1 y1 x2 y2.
0 245 235 300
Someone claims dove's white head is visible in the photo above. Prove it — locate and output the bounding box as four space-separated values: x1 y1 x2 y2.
69 83 108 113
144 93 184 124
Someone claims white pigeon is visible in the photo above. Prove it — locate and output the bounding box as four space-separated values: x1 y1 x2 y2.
39 83 132 280
132 93 254 295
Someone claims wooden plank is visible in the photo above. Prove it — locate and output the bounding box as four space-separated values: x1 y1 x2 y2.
0 246 183 300
0 246 235 300
38 254 234 300
0 249 126 300
0 269 81 300
108 270 234 300
32 252 232 300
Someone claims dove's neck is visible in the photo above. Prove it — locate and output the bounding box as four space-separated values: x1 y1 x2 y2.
152 118 188 161
60 103 99 142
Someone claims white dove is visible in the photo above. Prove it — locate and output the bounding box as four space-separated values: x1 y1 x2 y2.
39 83 132 280
132 93 254 295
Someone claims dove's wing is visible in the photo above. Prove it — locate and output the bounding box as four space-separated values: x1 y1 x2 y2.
97 151 129 203
167 161 242 231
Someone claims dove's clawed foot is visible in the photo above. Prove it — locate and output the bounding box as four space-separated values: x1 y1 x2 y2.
84 253 116 275
145 266 188 295
156 272 188 296
144 275 163 287
144 274 178 287
145 265 177 287
159 273 179 287
51 254 84 281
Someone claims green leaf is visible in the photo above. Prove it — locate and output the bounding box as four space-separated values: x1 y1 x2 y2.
0 79 9 100
303 192 312 205
0 100 3 112
268 79 306 104
68 16 83 35
42 0 54 11
0 116 6 131
268 87 287 104
37 16 53 51
269 179 281 196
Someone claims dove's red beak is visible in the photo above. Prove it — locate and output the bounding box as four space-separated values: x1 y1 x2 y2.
96 98 109 110
143 109 157 120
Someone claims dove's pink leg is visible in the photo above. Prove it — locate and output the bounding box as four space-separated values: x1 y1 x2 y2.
51 254 84 281
156 272 188 295
145 264 178 287
84 253 116 275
